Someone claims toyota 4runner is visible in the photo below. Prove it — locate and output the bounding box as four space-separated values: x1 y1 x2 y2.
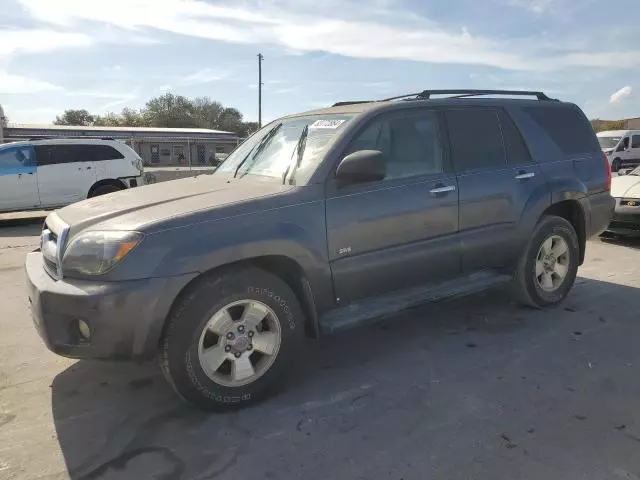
26 90 614 410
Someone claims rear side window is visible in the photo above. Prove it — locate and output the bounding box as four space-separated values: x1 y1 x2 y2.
497 109 532 165
445 108 506 172
633 135 640 149
524 105 599 155
35 144 124 165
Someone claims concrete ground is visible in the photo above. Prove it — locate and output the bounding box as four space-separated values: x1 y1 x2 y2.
1 221 640 480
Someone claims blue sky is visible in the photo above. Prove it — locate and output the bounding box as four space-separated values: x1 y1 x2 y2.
1 0 639 125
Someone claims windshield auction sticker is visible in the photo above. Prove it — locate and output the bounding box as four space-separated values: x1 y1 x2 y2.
309 119 346 129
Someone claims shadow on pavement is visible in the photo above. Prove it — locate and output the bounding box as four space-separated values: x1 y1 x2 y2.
599 232 640 250
51 277 640 479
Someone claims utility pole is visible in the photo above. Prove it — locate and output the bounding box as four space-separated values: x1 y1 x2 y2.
257 53 264 128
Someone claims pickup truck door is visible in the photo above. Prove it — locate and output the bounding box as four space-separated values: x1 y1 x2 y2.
0 144 39 212
326 109 460 304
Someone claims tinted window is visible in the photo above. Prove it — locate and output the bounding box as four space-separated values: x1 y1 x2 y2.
525 105 600 155
622 137 630 149
36 144 124 165
498 109 532 165
345 110 443 180
446 108 505 172
0 146 34 169
633 136 640 149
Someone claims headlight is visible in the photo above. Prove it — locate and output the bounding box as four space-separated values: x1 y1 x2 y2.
62 231 143 276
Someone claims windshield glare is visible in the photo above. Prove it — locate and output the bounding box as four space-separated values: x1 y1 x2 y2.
598 136 622 149
216 115 353 183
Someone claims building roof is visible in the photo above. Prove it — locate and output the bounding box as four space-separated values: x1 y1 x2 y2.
6 123 234 135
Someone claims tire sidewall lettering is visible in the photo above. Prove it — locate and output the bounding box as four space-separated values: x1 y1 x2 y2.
247 286 296 330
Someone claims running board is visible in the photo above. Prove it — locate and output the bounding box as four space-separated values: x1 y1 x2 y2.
319 271 512 334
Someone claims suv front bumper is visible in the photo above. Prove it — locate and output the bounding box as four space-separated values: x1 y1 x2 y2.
25 251 196 361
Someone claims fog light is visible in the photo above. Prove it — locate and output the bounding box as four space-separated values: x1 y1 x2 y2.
77 319 91 341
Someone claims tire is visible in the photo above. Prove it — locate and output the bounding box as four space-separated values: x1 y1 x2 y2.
159 267 305 410
89 184 122 197
512 215 580 308
612 158 621 172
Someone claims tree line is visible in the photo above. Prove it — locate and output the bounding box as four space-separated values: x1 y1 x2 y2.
590 119 628 133
53 93 259 137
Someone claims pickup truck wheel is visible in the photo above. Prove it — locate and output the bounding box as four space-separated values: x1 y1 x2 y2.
159 268 304 410
512 215 579 308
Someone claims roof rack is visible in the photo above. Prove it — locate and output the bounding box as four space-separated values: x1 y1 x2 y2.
416 89 554 101
332 100 375 107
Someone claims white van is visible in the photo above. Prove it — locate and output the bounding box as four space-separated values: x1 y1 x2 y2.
0 139 144 213
597 130 640 172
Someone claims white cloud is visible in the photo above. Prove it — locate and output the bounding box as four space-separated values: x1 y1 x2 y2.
0 70 63 94
178 68 229 86
15 0 640 72
610 86 632 103
0 29 91 57
506 0 556 14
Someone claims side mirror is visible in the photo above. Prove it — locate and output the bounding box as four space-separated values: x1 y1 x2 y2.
335 150 386 185
618 169 628 176
617 145 626 152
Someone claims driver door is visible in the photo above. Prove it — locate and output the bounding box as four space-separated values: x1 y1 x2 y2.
325 109 460 303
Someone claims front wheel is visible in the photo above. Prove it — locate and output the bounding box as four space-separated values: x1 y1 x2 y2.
512 215 580 308
159 268 305 410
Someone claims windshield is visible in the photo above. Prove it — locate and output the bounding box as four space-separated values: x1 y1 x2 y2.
216 115 353 183
597 136 622 149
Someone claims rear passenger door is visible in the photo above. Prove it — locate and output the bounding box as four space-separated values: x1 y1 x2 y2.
326 109 460 303
445 107 543 272
36 144 97 207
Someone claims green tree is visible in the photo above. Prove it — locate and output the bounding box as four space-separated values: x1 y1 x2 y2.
54 109 95 126
590 118 627 132
144 93 198 128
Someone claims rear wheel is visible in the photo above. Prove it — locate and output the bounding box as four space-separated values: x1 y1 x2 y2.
512 215 579 308
89 183 122 197
612 158 621 172
159 268 305 410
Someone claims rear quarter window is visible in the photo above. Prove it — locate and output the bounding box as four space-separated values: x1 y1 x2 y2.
524 105 600 155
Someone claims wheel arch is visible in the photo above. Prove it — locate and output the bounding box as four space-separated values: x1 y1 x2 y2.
159 255 320 353
88 178 127 197
542 199 587 265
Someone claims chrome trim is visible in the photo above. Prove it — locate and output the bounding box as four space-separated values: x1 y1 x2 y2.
515 172 535 180
429 185 456 194
41 212 71 280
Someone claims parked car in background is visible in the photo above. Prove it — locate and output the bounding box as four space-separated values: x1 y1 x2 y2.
607 166 640 236
597 130 640 172
26 90 613 410
0 139 144 213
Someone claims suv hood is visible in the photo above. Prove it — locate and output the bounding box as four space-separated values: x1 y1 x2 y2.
611 175 640 198
56 175 293 236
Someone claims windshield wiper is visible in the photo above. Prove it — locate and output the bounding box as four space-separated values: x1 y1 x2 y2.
233 123 282 178
282 124 309 185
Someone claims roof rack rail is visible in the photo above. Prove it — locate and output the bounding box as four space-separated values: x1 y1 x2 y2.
332 100 374 107
416 89 554 101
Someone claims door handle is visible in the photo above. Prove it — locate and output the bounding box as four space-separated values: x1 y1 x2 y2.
429 185 456 195
86 166 92 170
515 171 535 180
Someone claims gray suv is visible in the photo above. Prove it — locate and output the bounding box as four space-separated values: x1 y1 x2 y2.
26 90 614 410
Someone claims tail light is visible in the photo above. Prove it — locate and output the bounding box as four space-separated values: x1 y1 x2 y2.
604 152 611 191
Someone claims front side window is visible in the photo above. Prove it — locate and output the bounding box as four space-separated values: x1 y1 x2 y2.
217 114 354 184
344 110 443 180
622 137 630 150
0 146 34 169
446 108 506 172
